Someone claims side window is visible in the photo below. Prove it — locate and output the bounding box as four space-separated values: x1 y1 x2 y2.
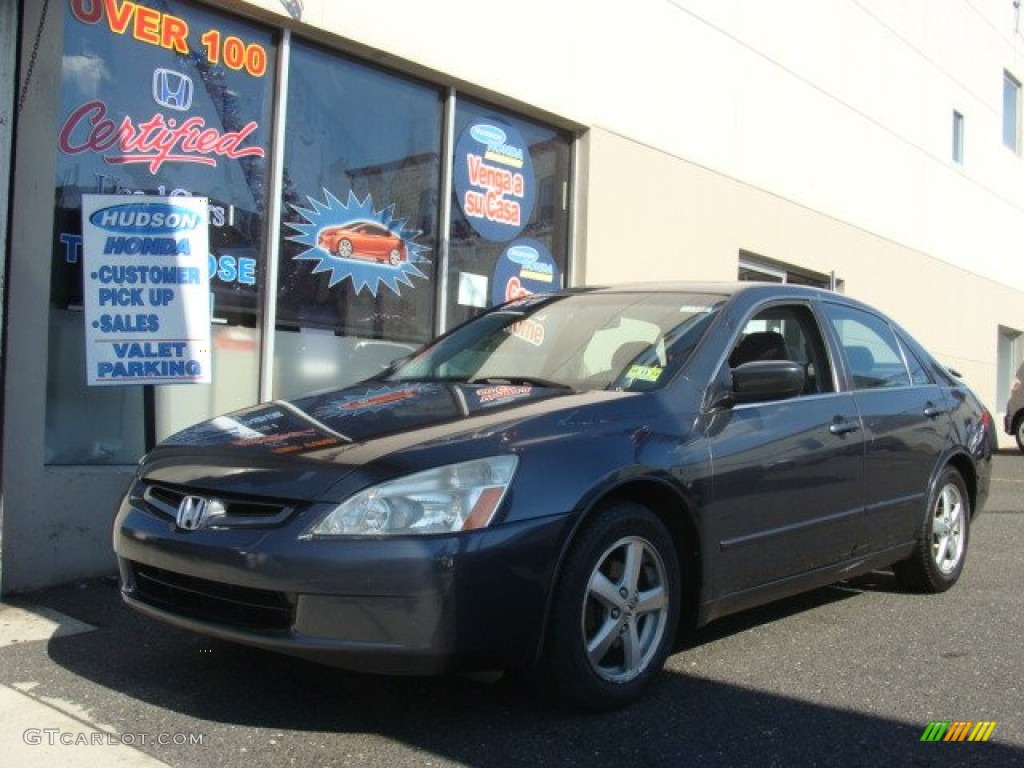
897 334 933 386
728 304 834 395
823 303 911 389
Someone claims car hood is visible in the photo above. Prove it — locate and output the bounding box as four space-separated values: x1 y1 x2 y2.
139 381 592 498
160 380 575 449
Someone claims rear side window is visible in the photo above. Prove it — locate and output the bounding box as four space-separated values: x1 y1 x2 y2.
823 303 911 389
896 334 933 386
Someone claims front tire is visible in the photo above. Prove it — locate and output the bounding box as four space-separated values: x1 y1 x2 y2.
894 467 970 593
1014 414 1024 453
536 502 680 710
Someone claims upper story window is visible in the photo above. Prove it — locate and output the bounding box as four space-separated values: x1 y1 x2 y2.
738 253 835 290
952 110 964 165
1003 70 1021 153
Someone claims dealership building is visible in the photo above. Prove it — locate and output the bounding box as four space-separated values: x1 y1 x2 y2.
2 0 1024 593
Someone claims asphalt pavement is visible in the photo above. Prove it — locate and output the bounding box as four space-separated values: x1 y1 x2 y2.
1 453 1023 767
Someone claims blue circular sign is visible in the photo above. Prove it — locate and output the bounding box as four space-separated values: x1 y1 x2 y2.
490 239 561 306
454 118 535 242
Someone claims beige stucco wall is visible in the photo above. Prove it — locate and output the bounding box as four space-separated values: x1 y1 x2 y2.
579 127 1024 447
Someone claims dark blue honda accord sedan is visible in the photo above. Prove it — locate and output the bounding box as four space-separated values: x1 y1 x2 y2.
113 283 994 709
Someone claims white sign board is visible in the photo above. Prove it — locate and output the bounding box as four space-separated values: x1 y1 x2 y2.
82 194 212 386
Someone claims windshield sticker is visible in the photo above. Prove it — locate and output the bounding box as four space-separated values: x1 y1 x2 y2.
626 365 663 383
285 189 430 297
505 318 546 346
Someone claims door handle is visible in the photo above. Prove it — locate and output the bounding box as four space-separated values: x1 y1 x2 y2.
923 402 947 418
829 418 861 436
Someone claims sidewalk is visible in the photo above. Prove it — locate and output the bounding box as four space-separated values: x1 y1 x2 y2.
0 603 169 768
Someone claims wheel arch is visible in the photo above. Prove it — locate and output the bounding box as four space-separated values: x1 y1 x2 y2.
535 475 701 662
943 450 979 519
1012 408 1024 439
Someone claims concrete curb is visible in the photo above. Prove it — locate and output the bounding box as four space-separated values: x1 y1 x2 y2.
0 680 171 767
0 602 170 767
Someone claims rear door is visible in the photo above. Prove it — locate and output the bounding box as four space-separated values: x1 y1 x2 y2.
820 301 950 554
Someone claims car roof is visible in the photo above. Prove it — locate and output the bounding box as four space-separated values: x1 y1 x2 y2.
550 281 899 326
562 281 836 301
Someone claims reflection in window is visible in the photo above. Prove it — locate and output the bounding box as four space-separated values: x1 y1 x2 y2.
825 304 911 390
446 100 572 331
274 42 443 399
538 176 556 226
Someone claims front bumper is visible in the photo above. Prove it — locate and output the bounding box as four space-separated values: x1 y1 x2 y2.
114 491 571 675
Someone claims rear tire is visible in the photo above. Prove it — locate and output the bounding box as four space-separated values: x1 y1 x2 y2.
1014 414 1024 453
894 467 970 593
535 502 680 710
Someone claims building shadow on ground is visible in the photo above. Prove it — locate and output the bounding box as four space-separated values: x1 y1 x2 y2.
11 577 1020 768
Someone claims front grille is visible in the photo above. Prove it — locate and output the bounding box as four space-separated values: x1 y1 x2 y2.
141 483 297 528
130 562 294 631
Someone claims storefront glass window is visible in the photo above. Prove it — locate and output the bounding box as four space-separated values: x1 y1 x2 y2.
274 42 443 399
43 3 573 466
446 100 572 330
47 0 275 464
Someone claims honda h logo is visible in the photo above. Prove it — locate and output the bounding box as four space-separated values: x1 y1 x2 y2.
152 68 194 111
176 496 210 530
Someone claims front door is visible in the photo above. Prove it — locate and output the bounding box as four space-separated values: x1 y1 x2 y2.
705 302 864 597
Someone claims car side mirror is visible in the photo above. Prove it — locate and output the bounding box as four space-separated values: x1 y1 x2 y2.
718 360 806 407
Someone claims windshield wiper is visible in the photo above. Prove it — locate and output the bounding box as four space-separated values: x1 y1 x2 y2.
468 376 575 391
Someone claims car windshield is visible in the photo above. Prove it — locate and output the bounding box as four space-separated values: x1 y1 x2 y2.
388 291 725 392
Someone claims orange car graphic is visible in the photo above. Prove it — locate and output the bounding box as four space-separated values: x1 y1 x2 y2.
317 221 408 266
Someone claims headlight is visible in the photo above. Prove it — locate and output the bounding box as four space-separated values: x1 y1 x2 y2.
306 456 518 537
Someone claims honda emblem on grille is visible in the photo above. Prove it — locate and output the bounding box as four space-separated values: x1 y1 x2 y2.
176 496 210 530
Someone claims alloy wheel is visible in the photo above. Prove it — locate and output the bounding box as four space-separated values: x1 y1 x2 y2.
931 481 966 575
582 535 670 684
